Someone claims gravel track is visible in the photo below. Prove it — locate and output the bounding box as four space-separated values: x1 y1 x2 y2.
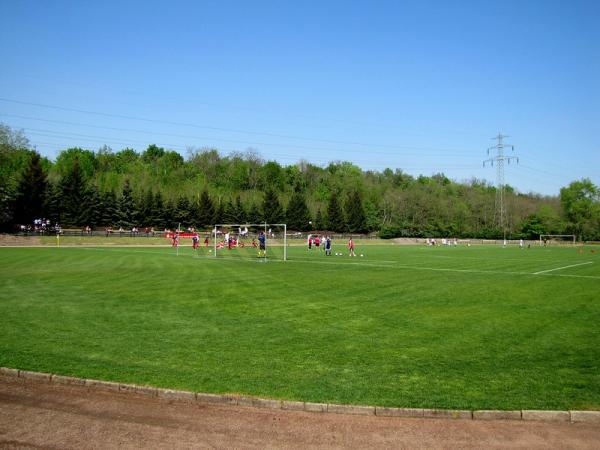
1 375 599 449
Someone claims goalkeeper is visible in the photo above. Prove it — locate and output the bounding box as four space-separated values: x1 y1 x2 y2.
258 231 266 257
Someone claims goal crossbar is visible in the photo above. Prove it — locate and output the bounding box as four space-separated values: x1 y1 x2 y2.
539 234 576 244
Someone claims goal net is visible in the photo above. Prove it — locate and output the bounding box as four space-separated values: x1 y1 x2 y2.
211 223 288 261
539 234 576 245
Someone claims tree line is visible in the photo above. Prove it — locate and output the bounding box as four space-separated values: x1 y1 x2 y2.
1 123 599 239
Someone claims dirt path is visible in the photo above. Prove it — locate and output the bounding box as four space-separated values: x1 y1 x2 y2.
0 235 41 246
1 375 599 449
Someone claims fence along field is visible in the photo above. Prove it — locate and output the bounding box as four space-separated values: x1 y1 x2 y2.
0 242 598 411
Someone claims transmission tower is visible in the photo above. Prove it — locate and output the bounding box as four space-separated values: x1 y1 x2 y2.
483 133 519 242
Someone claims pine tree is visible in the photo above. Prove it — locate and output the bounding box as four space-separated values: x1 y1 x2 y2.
139 189 154 227
345 190 367 233
152 191 166 229
43 183 61 225
262 188 284 224
197 190 215 228
314 208 327 231
286 189 311 231
78 187 92 228
80 186 103 227
100 190 118 227
163 199 176 229
0 183 16 230
117 180 135 229
246 202 261 224
326 192 344 232
235 195 247 223
14 152 47 225
223 199 238 224
189 195 200 229
213 199 224 225
60 157 86 226
174 195 192 226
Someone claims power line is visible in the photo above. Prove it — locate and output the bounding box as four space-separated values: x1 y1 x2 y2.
26 131 480 172
2 74 485 138
0 97 473 152
0 113 475 158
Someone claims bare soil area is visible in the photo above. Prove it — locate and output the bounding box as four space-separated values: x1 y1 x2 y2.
0 234 41 246
1 375 599 449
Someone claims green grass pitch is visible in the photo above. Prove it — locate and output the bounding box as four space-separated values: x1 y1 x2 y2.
1 241 599 410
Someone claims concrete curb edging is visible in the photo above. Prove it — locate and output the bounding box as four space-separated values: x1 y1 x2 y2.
328 404 375 416
570 411 600 424
2 367 598 424
473 410 522 421
522 410 570 422
375 407 424 418
424 409 473 420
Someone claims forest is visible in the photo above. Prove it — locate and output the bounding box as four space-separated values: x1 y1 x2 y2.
1 123 599 240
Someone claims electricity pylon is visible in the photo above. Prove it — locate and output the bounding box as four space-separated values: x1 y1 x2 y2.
483 133 519 242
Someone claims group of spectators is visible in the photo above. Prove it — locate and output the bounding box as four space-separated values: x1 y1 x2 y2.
20 219 60 234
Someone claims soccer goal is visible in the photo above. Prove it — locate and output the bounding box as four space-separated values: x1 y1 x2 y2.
212 223 288 261
539 234 576 245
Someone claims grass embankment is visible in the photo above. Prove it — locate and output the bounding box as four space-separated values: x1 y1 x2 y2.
1 244 598 410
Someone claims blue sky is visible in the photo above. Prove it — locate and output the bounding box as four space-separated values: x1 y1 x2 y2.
1 0 598 195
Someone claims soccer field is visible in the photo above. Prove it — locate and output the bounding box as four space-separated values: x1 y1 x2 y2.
1 243 599 410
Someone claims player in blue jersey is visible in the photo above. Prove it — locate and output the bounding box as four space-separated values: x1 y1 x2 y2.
258 231 266 257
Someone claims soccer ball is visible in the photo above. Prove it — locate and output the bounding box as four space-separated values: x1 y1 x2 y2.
360 254 364 257
209 249 212 253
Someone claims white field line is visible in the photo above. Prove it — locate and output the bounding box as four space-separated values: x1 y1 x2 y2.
533 261 593 275
424 254 567 263
11 246 600 281
285 257 600 280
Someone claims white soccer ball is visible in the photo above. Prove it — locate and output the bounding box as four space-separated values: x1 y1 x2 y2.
360 254 364 257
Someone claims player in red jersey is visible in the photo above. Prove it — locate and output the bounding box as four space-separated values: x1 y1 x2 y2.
348 237 356 257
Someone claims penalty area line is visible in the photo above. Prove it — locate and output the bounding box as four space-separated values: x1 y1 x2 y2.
288 258 600 280
533 261 593 275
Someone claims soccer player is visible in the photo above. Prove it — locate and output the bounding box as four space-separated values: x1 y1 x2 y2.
192 234 199 250
348 237 356 257
204 235 209 246
315 235 320 249
325 236 332 256
519 239 524 249
308 234 312 250
258 231 266 257
171 232 179 248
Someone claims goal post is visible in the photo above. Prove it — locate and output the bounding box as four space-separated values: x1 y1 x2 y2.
212 223 288 261
539 234 576 245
